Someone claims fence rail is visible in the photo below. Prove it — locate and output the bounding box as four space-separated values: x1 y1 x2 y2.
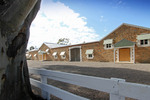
29 68 150 100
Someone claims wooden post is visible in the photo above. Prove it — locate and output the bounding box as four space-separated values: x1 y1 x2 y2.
47 93 51 100
114 48 116 63
69 48 71 61
40 75 50 100
80 47 82 62
42 53 43 61
110 78 125 100
110 94 125 100
133 46 135 64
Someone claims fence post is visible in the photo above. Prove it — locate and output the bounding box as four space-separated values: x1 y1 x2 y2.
40 75 50 100
110 78 125 100
47 93 51 100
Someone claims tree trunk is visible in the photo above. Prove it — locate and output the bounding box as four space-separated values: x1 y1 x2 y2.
0 0 43 100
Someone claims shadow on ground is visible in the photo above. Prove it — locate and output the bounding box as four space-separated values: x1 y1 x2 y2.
43 65 150 85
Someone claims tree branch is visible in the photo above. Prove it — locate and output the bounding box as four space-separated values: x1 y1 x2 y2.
1 0 38 31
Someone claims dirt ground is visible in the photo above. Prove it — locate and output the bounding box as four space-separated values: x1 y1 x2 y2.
28 60 150 100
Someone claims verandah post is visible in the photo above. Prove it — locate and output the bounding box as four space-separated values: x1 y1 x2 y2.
110 78 125 100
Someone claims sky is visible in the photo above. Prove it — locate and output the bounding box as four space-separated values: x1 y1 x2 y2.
28 0 150 49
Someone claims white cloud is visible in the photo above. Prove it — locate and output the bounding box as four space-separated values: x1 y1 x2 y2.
28 1 100 48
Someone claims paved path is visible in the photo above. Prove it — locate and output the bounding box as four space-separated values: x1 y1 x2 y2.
28 60 150 72
28 60 150 84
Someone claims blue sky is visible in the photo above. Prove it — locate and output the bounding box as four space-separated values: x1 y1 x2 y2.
28 0 150 48
55 0 150 37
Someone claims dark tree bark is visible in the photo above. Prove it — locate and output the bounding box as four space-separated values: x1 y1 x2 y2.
0 0 44 100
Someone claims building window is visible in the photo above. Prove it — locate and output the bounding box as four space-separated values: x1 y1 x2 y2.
88 54 93 58
106 44 112 48
45 49 50 54
52 52 58 59
137 34 150 47
61 55 66 59
103 39 113 49
104 43 113 49
85 49 94 59
87 54 94 59
54 55 58 59
140 39 148 45
60 51 66 59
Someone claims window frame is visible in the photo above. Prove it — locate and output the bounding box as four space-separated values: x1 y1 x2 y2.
138 39 149 47
54 55 58 59
104 43 113 49
86 54 94 59
140 39 148 45
61 55 66 59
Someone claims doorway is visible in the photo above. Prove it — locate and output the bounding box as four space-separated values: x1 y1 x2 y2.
69 46 82 61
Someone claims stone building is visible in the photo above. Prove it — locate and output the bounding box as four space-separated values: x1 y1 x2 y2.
37 42 66 61
27 49 38 60
28 23 150 63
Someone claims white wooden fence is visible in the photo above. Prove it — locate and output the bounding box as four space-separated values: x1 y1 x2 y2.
29 68 150 100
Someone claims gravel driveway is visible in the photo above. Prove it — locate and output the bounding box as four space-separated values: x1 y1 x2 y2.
28 60 150 100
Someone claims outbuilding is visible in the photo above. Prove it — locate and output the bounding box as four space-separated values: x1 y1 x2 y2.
28 23 150 63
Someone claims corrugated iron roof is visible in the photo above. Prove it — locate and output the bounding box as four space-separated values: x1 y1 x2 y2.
44 42 67 48
27 49 39 53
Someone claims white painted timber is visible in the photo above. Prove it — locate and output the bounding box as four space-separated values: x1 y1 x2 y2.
85 49 94 54
29 68 117 93
52 52 57 56
114 48 115 63
103 39 113 44
137 34 150 40
29 68 150 100
30 78 89 100
110 78 125 100
119 82 150 100
40 75 48 99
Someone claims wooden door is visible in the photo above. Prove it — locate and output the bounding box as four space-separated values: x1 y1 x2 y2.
71 49 75 61
75 48 80 61
71 48 80 61
119 48 130 62
43 54 46 61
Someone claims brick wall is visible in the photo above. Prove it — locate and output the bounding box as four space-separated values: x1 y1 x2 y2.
99 24 150 63
51 47 69 61
28 50 38 60
135 46 150 63
50 42 101 62
81 42 100 62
